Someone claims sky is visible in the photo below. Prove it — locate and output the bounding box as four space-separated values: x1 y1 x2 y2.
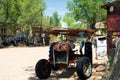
44 0 68 17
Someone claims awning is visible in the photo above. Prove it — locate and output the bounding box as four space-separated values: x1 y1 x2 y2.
46 27 97 36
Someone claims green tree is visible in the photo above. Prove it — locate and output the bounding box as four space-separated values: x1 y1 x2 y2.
0 0 46 34
42 16 51 29
0 0 21 24
67 0 107 29
0 0 23 36
62 13 87 29
51 11 61 26
18 0 46 27
62 13 74 27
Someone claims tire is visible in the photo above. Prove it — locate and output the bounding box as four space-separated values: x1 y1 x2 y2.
35 59 51 79
76 57 92 79
84 42 92 63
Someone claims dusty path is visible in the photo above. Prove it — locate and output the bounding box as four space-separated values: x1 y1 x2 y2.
0 46 107 80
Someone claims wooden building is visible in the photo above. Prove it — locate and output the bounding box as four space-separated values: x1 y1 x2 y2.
102 0 120 55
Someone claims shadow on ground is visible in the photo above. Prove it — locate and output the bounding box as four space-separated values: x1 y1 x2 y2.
25 66 85 80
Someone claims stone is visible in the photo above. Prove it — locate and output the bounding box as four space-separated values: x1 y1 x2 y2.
95 65 105 72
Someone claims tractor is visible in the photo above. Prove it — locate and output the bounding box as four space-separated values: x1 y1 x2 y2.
35 27 96 79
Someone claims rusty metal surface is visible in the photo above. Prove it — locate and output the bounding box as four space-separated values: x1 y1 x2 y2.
46 27 96 36
102 0 120 55
107 14 120 31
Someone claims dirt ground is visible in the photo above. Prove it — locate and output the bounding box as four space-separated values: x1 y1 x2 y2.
0 46 107 80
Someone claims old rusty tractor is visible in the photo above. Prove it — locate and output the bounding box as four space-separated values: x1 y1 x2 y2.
35 27 96 79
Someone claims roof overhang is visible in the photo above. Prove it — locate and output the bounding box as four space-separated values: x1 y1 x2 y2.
46 27 97 36
102 0 120 9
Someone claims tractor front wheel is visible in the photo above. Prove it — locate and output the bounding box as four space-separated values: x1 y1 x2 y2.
35 59 51 79
76 57 92 79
